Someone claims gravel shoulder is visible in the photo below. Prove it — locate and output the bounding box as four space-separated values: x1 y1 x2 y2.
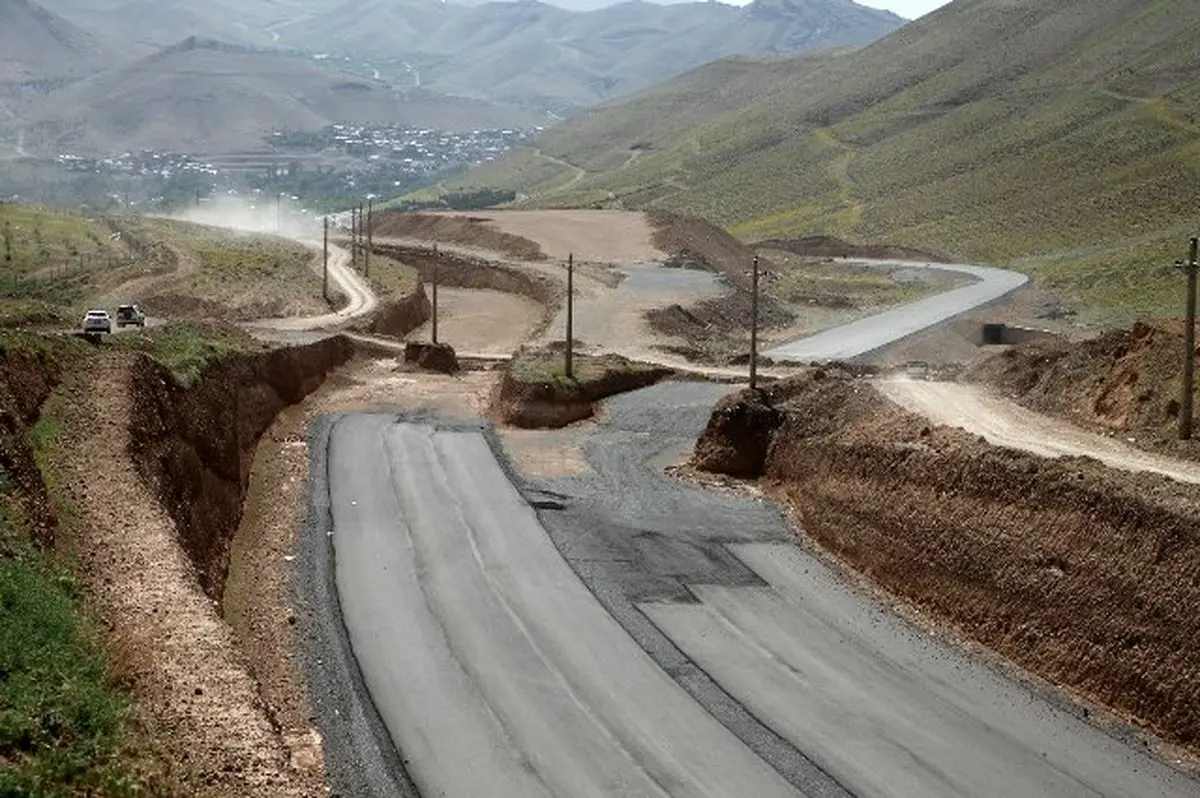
877 377 1200 484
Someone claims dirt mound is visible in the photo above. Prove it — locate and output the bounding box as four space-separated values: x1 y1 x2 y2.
371 211 548 261
494 347 672 428
753 235 951 263
646 209 768 288
366 281 431 338
373 242 559 331
644 211 793 362
403 341 460 374
695 372 1200 753
970 319 1195 444
129 334 354 599
646 290 793 365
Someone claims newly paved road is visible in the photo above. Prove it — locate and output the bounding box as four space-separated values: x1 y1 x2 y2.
319 390 1200 798
764 260 1028 362
328 414 798 797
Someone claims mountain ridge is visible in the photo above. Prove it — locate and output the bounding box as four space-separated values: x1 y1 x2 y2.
14 37 543 154
453 0 1200 322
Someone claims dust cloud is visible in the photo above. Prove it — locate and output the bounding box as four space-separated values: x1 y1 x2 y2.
167 194 344 240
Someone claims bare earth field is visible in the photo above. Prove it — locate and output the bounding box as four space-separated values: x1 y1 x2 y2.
456 209 666 262
407 287 543 357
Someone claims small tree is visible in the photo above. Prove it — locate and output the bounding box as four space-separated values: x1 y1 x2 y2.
3 222 11 264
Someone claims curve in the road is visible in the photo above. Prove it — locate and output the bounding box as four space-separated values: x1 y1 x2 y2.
764 260 1028 363
246 239 378 332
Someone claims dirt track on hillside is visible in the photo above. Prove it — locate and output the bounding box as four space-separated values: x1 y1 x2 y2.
877 378 1200 484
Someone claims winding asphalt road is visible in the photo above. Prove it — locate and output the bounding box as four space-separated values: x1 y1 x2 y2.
298 237 1199 795
315 389 1200 798
764 260 1028 362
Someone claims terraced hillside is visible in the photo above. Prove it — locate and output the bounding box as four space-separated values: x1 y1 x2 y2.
456 0 1200 323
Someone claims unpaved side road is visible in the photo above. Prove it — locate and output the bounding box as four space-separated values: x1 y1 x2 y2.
877 378 1200 485
246 241 376 332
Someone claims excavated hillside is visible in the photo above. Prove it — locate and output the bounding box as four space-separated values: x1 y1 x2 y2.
971 319 1200 455
37 333 355 795
694 369 1200 754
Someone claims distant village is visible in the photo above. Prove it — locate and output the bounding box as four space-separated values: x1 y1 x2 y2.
44 123 540 210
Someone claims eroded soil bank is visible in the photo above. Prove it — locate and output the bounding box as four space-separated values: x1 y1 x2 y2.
695 370 1200 755
493 346 673 428
129 335 354 600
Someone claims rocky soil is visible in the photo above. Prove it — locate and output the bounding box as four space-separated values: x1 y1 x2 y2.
971 318 1200 458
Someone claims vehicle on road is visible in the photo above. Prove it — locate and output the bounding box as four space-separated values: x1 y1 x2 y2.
115 304 146 328
81 309 112 334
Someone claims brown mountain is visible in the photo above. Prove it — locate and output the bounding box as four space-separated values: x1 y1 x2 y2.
16 38 544 154
0 0 119 82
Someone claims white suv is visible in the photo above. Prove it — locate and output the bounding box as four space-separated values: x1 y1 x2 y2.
81 309 112 334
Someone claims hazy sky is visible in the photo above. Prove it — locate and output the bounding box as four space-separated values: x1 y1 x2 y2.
855 0 951 19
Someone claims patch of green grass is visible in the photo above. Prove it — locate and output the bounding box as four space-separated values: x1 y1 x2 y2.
0 410 146 796
763 250 959 311
0 547 140 796
510 348 658 386
364 253 420 301
110 322 266 388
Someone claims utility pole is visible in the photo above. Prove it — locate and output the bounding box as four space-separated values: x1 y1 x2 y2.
431 243 440 344
1179 236 1199 440
749 254 760 391
565 252 574 379
364 198 372 279
322 216 330 302
350 206 359 268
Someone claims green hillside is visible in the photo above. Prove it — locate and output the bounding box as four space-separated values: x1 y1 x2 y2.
455 0 1200 324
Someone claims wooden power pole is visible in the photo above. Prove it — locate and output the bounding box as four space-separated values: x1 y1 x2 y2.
749 254 760 391
364 199 372 279
350 206 358 268
431 243 440 344
565 252 574 379
1180 236 1199 440
322 216 330 302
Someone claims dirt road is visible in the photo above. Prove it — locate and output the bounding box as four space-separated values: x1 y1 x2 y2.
877 378 1200 484
246 240 376 331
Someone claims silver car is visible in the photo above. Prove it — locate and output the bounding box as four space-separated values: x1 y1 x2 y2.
82 309 112 334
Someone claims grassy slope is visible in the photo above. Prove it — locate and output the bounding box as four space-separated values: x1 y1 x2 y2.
0 205 333 324
0 333 150 795
459 0 1200 324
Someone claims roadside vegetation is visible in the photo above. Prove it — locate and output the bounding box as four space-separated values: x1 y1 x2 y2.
109 321 269 388
0 332 158 795
122 218 329 320
759 250 961 312
359 252 420 301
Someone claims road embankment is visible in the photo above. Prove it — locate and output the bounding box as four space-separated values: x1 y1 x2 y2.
366 280 431 338
694 370 1200 755
493 345 672 428
373 242 560 333
129 334 354 599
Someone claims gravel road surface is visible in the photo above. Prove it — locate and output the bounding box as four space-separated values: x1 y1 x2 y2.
246 241 376 331
877 378 1200 484
310 382 1200 797
764 260 1027 362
